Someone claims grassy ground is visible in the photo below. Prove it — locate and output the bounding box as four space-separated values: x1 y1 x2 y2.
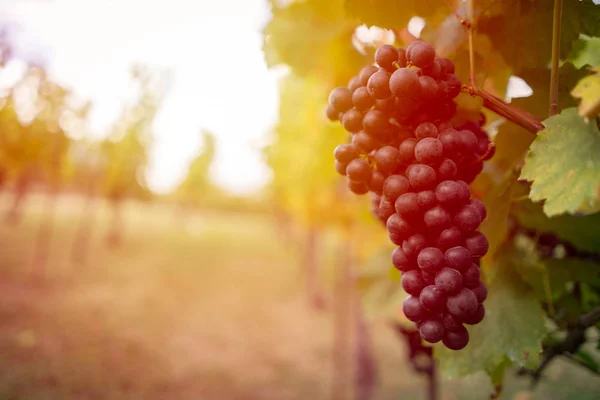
0 193 598 400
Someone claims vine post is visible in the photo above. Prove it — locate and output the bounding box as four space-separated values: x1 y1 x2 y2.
549 0 563 116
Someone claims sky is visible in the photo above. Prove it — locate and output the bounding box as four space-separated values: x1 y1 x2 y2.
0 0 281 194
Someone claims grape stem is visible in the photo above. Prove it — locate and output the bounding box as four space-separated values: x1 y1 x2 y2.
517 306 600 385
466 0 476 88
549 0 563 116
463 86 545 133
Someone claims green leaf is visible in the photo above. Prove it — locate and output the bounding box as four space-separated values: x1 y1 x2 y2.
343 0 443 30
510 235 572 303
263 0 366 85
580 0 600 37
571 69 600 121
436 241 547 378
513 197 600 253
478 0 581 74
567 37 600 69
520 108 600 217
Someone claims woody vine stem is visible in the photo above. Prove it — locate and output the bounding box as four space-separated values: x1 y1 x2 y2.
454 0 546 134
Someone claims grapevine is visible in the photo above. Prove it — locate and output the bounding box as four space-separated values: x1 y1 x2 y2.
328 40 492 350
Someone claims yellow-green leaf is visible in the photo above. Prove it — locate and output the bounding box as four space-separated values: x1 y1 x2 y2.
571 69 600 121
567 37 600 69
520 108 600 217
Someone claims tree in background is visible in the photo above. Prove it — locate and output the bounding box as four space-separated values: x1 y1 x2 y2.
173 130 217 216
101 64 170 247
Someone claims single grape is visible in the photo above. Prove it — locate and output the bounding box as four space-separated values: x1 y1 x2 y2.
402 269 426 296
435 180 470 209
346 158 371 183
415 122 438 140
417 247 445 273
367 70 392 99
352 86 375 111
334 144 359 164
389 68 421 98
403 296 425 322
471 282 488 303
329 87 353 112
377 197 396 224
437 80 449 98
469 199 487 221
444 246 472 272
395 96 422 115
402 234 428 260
464 231 489 259
341 109 363 133
418 76 438 99
438 58 455 74
392 246 415 271
446 288 478 320
348 76 361 92
462 264 481 288
398 138 417 165
395 192 421 220
374 146 399 175
421 59 442 79
363 109 391 139
374 97 395 114
348 180 368 195
417 190 436 210
352 131 381 153
326 104 340 121
437 120 453 132
453 205 483 231
443 325 469 350
407 164 437 190
387 213 413 245
357 65 379 86
442 312 462 331
464 304 485 325
419 319 444 343
436 227 464 250
414 138 444 165
420 285 445 312
458 129 479 154
383 174 410 201
460 160 484 184
405 40 420 56
375 44 399 72
482 141 496 161
444 74 462 99
435 267 463 294
408 41 436 68
438 129 462 158
334 160 347 176
423 206 452 231
437 158 457 180
368 170 385 194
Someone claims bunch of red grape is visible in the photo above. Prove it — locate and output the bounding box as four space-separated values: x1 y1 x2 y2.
327 40 494 350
